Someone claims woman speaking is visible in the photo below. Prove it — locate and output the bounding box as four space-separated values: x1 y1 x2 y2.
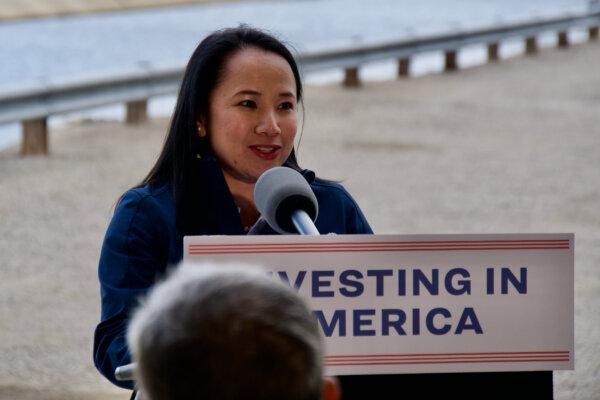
93 26 372 390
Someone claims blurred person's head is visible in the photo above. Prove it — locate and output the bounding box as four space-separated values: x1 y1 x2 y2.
127 264 340 400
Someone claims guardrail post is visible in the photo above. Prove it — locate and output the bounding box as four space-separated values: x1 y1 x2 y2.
343 67 361 87
558 31 569 48
487 43 499 62
126 100 148 124
525 37 538 54
589 26 599 40
444 50 458 72
21 118 48 155
398 58 410 77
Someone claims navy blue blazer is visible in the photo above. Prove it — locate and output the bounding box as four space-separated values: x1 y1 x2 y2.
93 160 372 388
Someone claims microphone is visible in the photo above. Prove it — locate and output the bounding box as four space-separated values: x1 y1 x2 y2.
254 167 320 235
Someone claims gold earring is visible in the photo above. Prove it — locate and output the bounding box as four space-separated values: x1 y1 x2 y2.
197 123 206 138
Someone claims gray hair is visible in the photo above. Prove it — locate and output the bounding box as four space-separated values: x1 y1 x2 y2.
127 263 323 400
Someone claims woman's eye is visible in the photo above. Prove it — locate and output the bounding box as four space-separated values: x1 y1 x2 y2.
279 102 294 111
239 100 256 108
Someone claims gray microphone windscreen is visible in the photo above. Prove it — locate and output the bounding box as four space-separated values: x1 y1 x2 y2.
254 167 318 234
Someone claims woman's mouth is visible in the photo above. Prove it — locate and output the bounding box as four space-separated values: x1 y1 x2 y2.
249 145 281 160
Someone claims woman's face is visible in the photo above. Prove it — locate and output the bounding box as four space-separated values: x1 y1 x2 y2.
206 47 298 186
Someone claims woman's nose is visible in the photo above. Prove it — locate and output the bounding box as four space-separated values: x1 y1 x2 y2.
255 111 281 136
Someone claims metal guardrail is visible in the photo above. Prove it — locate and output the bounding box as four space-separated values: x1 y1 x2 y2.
298 11 600 72
0 67 183 125
1 10 599 154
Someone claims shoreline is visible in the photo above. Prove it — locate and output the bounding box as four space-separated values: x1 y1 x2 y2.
0 0 241 22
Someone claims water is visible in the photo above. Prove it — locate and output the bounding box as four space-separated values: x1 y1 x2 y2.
0 0 592 149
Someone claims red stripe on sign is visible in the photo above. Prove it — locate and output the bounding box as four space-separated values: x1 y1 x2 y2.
189 245 568 251
189 243 568 250
324 355 566 362
324 351 569 359
324 358 570 366
189 246 569 255
189 240 569 248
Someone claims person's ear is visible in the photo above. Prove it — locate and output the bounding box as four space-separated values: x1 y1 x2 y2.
322 376 341 400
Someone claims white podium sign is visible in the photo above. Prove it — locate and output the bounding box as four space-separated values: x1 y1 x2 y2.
184 233 574 375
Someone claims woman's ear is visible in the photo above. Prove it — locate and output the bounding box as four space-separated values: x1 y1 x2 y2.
322 376 341 400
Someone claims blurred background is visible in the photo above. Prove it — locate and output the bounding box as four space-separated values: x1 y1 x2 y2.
0 1 598 399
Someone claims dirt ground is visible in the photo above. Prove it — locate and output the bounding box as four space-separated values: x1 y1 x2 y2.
0 41 598 399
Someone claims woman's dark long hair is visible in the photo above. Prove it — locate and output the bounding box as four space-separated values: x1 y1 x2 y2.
133 26 304 234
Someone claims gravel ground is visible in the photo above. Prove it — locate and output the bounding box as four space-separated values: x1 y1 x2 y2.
0 41 598 399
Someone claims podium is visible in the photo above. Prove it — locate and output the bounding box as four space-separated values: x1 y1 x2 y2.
185 233 573 399
337 371 553 399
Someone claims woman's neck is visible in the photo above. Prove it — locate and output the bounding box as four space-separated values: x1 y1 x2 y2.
222 173 260 229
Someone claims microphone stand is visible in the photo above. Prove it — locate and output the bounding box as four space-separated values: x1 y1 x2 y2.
291 210 320 235
115 364 141 400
